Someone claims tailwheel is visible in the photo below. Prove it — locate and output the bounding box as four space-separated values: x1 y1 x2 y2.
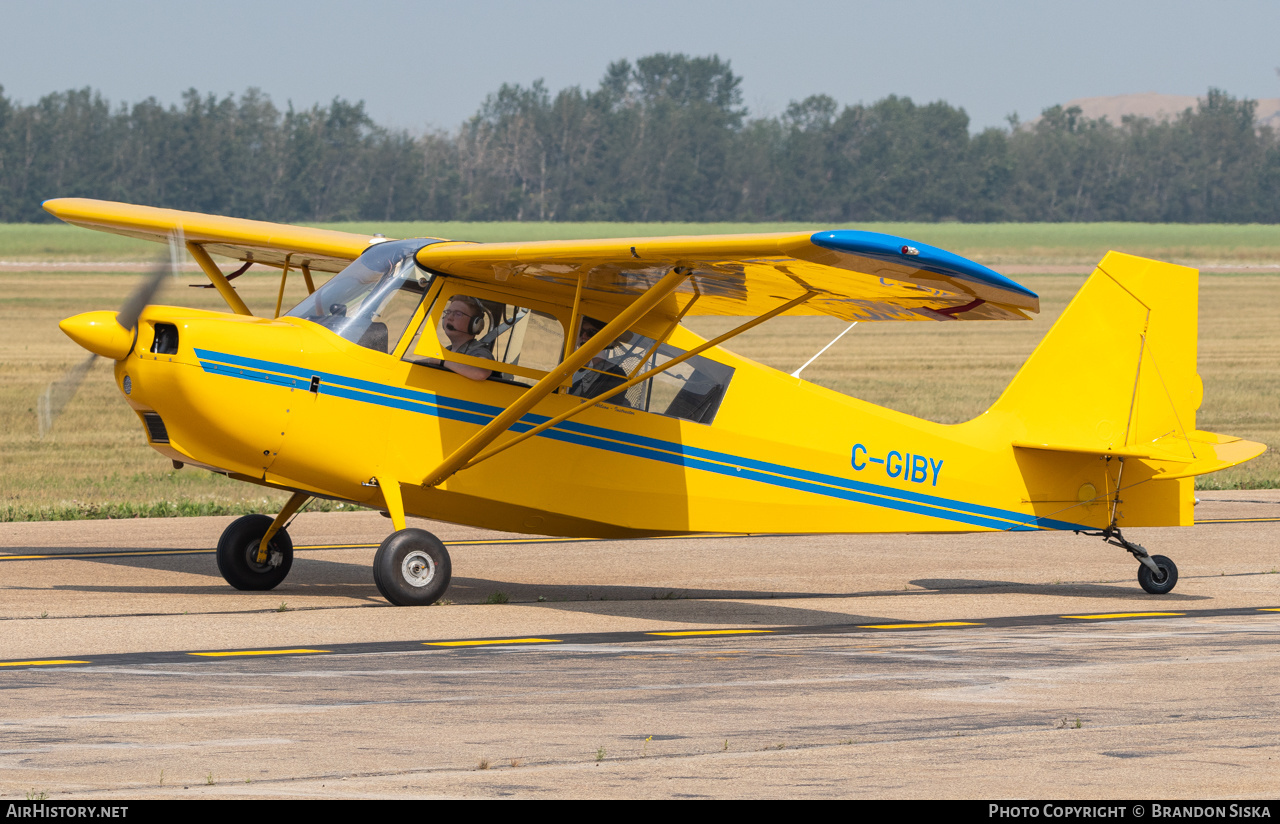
1081 525 1180 595
373 528 452 606
216 514 294 591
1137 554 1179 595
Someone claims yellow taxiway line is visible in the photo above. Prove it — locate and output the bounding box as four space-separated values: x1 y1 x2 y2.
857 621 983 629
3 608 1278 669
646 629 773 637
188 649 330 657
0 549 213 561
425 638 562 647
1062 612 1185 620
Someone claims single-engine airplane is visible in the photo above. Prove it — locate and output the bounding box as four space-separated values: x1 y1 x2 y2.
43 198 1265 604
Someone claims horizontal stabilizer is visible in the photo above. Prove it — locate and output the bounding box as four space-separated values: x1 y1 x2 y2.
1014 430 1266 480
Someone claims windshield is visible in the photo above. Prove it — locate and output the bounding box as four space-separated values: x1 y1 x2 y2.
285 239 436 353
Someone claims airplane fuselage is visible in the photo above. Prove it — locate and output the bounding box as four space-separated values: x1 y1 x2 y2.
116 303 1172 540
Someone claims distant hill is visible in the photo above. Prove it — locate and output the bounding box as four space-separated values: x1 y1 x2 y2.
1052 92 1280 129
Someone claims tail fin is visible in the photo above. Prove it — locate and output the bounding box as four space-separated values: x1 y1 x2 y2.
990 252 1264 527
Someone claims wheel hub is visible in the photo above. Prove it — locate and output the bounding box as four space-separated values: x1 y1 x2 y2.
245 544 282 571
401 550 436 587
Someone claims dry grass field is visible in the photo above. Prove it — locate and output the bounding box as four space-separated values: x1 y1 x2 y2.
1 222 1276 521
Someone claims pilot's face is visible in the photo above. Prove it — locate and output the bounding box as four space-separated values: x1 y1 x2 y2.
442 302 477 336
578 323 601 344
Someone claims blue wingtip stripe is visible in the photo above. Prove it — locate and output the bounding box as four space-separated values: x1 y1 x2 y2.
809 230 1039 302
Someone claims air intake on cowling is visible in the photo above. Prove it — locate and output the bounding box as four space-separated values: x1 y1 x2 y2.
142 412 169 444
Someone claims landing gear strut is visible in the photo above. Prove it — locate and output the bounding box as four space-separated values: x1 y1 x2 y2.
215 491 307 592
1079 525 1179 595
368 474 452 606
1075 455 1179 594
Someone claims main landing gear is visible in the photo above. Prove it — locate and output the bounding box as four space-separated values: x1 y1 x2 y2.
373 528 452 606
1077 525 1179 595
216 513 294 590
214 481 453 606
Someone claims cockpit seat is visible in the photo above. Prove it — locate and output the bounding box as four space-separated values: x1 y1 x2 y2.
357 322 389 353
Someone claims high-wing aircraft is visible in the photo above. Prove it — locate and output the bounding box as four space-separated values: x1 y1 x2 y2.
43 198 1265 604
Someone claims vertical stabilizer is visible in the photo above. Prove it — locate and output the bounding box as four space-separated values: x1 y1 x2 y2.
991 252 1207 527
993 252 1202 456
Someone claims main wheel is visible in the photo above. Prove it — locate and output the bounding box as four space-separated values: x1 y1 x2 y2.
373 528 452 606
1137 554 1178 595
216 514 294 591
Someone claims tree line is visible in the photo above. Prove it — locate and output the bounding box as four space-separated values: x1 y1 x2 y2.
2 54 1277 224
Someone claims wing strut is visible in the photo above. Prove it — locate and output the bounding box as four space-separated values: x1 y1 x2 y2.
187 242 253 316
563 266 588 364
273 256 292 318
420 266 693 488
457 290 819 474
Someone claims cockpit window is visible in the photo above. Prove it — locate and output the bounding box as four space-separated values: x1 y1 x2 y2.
568 318 735 424
285 239 435 353
403 287 566 386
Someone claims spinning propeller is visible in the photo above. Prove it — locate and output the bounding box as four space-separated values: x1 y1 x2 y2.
38 232 183 438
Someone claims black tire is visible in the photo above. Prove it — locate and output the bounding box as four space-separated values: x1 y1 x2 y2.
1137 554 1178 595
216 514 293 591
373 528 452 606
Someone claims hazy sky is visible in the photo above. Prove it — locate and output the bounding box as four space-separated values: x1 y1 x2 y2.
3 0 1278 133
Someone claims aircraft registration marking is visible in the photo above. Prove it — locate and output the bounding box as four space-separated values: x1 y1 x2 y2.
0 659 89 667
852 443 943 486
1062 612 1185 620
188 649 330 657
857 622 981 629
646 630 773 636
424 638 562 646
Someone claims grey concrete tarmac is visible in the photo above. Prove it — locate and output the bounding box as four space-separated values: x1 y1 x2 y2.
2 491 1279 799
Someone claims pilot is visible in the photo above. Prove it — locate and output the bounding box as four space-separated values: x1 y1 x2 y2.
569 316 628 400
423 295 494 381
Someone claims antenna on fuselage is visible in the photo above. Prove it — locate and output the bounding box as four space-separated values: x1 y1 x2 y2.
790 321 858 379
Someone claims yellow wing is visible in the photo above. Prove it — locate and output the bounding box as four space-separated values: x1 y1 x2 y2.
44 198 1039 321
416 231 1040 321
43 198 395 274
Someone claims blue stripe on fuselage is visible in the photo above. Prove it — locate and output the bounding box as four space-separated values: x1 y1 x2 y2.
192 348 1084 532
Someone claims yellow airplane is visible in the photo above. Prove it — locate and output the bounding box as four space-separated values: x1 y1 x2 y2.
43 198 1265 604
